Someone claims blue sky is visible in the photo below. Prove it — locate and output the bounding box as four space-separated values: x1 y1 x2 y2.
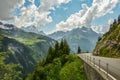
41 0 93 32
0 0 120 34
92 3 120 26
40 0 120 33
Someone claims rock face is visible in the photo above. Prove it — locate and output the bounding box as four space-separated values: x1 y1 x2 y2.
93 23 120 57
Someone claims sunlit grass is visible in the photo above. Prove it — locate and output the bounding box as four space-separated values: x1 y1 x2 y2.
15 38 46 45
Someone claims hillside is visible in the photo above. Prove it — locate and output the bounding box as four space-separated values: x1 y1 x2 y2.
93 16 120 58
0 34 35 78
0 23 55 60
0 23 56 78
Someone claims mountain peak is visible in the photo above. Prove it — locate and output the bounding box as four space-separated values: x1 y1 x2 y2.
21 26 46 35
0 23 17 30
48 27 101 52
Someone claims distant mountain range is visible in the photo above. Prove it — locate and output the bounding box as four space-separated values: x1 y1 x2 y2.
0 22 55 76
21 26 46 35
20 25 101 52
48 27 102 52
48 31 67 40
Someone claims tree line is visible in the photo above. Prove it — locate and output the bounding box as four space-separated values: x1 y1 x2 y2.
25 39 86 80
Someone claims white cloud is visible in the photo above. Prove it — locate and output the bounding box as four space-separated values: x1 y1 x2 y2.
92 25 109 34
14 0 71 28
28 0 34 4
92 18 114 34
56 0 120 32
80 0 90 2
0 0 25 20
14 5 38 28
108 19 114 25
58 0 71 4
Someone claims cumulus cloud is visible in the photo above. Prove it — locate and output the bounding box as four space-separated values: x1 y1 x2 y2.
92 19 114 34
108 19 114 25
92 25 109 34
14 0 71 28
56 0 120 31
0 0 24 20
14 5 38 27
58 0 71 4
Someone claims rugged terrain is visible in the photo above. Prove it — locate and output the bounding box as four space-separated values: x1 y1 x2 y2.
0 22 56 76
93 18 120 58
48 27 101 52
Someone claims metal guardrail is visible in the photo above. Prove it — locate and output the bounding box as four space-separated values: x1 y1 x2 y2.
79 55 120 80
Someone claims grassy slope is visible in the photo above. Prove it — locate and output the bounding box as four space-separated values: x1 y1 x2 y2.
0 26 55 78
0 28 55 60
0 34 36 75
15 38 46 45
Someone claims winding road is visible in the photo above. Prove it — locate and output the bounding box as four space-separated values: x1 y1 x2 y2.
78 53 120 80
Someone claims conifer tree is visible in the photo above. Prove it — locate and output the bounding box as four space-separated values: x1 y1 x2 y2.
59 39 64 56
113 19 117 25
77 46 81 54
63 39 70 55
118 15 120 24
46 46 54 63
46 39 70 63
54 41 59 57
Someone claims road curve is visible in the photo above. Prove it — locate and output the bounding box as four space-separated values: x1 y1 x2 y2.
78 53 120 80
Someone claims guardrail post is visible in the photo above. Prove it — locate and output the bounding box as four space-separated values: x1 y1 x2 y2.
93 58 95 66
99 60 100 71
87 56 88 62
86 56 87 60
90 56 91 63
85 56 86 60
87 56 89 62
106 63 109 78
94 58 95 66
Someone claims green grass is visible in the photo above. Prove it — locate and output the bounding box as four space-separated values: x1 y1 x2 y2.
15 38 46 45
0 35 4 50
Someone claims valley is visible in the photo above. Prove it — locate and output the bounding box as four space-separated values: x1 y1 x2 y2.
0 0 120 80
